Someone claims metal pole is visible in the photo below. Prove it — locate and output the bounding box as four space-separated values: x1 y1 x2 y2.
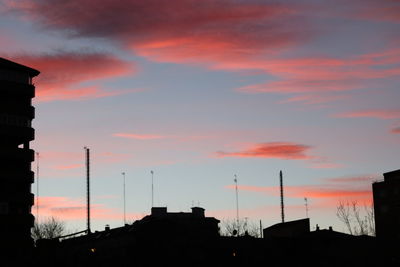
259 220 263 238
151 170 154 208
84 147 91 234
234 174 239 235
280 170 285 223
305 197 309 218
36 152 39 222
122 172 126 225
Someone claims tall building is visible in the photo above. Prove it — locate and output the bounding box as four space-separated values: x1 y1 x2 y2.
0 57 39 255
373 169 400 239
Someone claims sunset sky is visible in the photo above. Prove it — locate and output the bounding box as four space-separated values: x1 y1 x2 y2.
1 0 399 233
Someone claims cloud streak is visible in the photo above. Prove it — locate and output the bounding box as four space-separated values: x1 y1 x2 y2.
391 127 400 134
216 142 312 160
113 133 165 140
11 51 135 101
335 109 400 119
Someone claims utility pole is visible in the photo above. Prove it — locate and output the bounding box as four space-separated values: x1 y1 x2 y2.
151 170 154 208
36 152 39 222
234 174 239 235
84 147 91 234
280 170 285 223
304 197 309 218
122 172 126 225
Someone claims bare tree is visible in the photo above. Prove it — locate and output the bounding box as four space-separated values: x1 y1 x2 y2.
32 217 68 241
220 218 261 237
336 201 375 236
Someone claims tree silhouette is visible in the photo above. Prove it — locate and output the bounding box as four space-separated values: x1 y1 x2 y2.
220 218 261 237
31 217 67 241
336 201 375 236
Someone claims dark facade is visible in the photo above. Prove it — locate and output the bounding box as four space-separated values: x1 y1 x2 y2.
0 58 39 256
263 218 310 238
373 169 400 239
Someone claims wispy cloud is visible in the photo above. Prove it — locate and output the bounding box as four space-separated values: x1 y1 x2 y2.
216 142 312 160
113 132 165 140
334 109 400 120
53 164 84 170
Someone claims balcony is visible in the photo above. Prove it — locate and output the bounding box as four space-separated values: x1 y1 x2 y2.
0 125 34 142
0 170 34 184
0 80 35 98
0 148 35 162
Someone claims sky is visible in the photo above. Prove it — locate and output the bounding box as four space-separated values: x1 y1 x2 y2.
1 0 399 233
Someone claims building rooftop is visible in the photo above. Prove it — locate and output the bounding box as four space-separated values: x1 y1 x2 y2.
383 169 400 182
0 57 40 77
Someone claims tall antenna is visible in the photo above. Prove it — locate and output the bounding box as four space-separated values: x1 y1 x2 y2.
234 174 239 235
280 170 285 223
151 170 154 208
36 152 39 222
84 147 91 234
304 197 309 218
122 172 126 225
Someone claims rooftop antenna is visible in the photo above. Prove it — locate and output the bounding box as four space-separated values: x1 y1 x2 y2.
151 170 154 208
122 172 126 225
84 147 91 234
304 197 309 218
234 174 240 235
36 152 39 222
280 170 285 223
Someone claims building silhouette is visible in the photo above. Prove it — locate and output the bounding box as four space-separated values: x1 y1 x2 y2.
373 169 400 239
0 58 39 258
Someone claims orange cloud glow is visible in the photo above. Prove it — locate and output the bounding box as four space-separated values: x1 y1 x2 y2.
216 142 312 160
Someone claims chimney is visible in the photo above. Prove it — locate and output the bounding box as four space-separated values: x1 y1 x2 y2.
151 207 167 217
191 207 205 218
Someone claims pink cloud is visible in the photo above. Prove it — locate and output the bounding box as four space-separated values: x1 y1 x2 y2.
33 196 144 221
391 127 400 134
10 51 135 101
216 142 312 160
280 94 348 105
7 0 309 67
53 164 84 170
225 183 372 204
113 133 165 140
354 0 400 23
7 0 400 103
335 109 400 119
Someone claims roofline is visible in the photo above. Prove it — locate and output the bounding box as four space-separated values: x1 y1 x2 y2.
0 57 40 77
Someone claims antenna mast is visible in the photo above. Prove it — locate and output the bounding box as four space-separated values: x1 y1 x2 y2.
280 170 285 223
84 147 91 234
304 197 309 218
122 172 126 225
234 174 239 235
151 170 154 208
36 152 39 222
